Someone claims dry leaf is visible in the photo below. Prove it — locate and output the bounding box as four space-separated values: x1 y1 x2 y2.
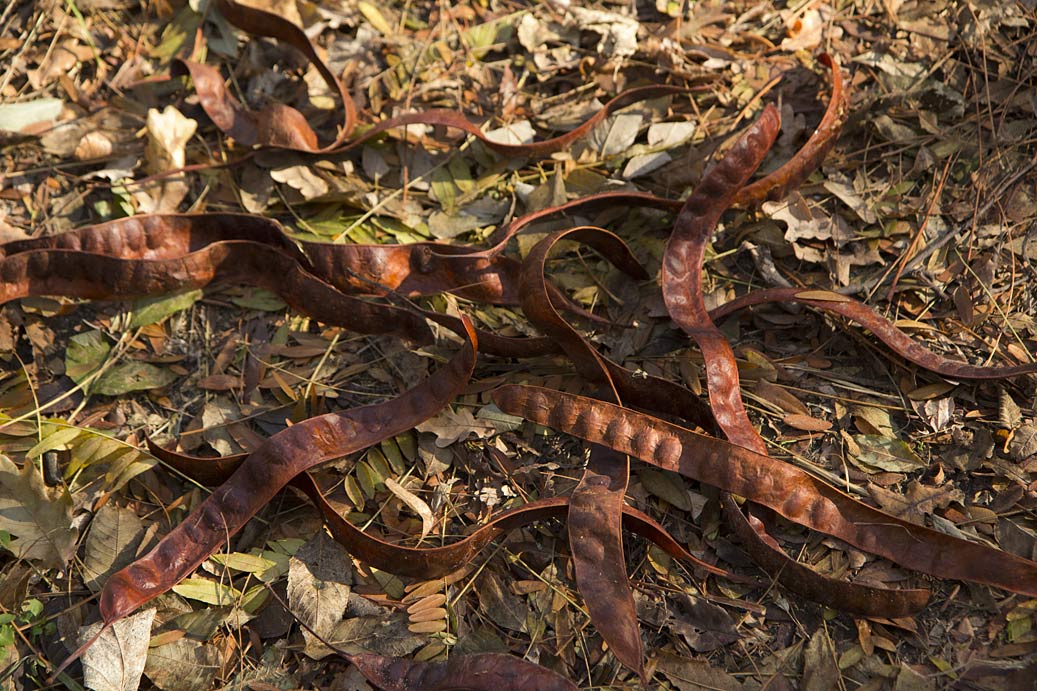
416 406 496 448
868 480 963 525
271 164 330 200
80 608 156 691
0 454 77 568
288 532 353 659
384 477 435 538
781 8 824 52
143 106 197 212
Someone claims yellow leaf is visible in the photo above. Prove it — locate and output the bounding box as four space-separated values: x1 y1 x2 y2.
358 2 393 36
796 289 851 302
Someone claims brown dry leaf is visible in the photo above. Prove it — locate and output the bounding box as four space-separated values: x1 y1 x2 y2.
143 637 221 691
384 477 435 538
288 532 353 659
783 413 832 432
850 435 926 474
801 626 838 691
81 504 146 593
79 608 156 691
754 379 809 415
667 594 740 652
0 455 77 569
476 570 527 634
868 480 964 526
143 106 197 212
416 406 496 448
653 652 745 691
764 193 854 249
74 131 113 160
270 164 330 200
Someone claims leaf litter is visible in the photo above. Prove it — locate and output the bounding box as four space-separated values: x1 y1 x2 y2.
0 0 1036 689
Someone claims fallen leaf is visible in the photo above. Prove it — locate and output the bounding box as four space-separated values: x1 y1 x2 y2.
82 504 146 592
485 120 536 146
143 106 197 212
171 577 241 605
288 531 353 659
868 480 963 525
654 652 744 691
143 637 221 691
801 626 839 691
668 594 740 652
647 121 696 149
569 7 639 59
851 435 926 473
94 362 177 396
127 289 203 329
271 164 329 201
80 608 156 691
416 406 496 447
0 98 64 133
384 478 435 538
781 8 824 52
638 468 693 511
65 330 111 384
0 455 77 568
587 112 642 157
783 413 832 432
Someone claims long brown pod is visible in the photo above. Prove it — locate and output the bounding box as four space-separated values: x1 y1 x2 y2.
662 105 781 452
173 0 355 151
709 287 1037 379
492 384 1037 598
0 212 548 308
719 494 929 617
0 216 567 357
661 105 930 616
146 440 747 583
0 244 433 345
515 224 924 623
520 227 714 428
732 54 849 208
0 213 306 263
519 226 644 679
96 318 476 625
0 212 595 339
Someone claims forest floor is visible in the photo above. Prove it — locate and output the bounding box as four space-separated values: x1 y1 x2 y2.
1 0 1037 689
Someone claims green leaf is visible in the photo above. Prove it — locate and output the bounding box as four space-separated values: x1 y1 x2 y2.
429 156 475 214
25 426 81 459
93 363 177 396
851 435 926 473
228 288 286 312
22 598 43 619
210 552 278 576
172 577 242 606
65 330 110 384
638 468 693 511
127 289 202 328
356 461 382 499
